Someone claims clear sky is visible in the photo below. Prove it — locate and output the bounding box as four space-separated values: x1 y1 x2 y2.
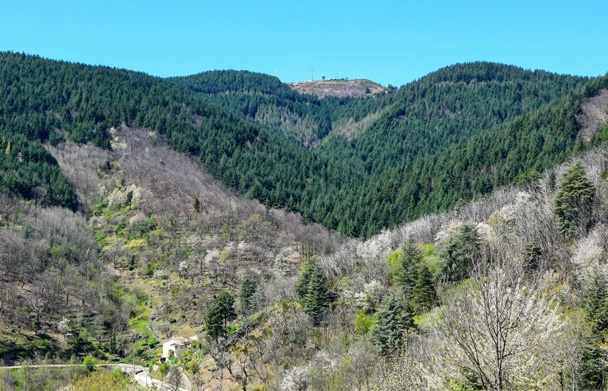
1 0 607 87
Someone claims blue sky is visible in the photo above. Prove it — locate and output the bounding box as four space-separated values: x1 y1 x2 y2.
1 0 607 86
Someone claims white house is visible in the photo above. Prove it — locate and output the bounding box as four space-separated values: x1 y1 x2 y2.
161 335 198 361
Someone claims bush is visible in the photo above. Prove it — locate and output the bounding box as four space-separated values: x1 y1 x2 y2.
83 355 98 372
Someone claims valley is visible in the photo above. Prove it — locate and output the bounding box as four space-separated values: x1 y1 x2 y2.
0 52 608 390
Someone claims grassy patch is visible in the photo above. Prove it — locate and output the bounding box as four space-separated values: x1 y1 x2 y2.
130 316 152 338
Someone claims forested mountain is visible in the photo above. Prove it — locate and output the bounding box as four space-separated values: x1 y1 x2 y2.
1 51 608 390
170 70 386 145
173 62 605 236
1 52 604 238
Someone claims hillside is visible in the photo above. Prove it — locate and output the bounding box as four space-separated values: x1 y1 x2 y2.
171 61 605 236
287 78 386 98
3 113 608 390
1 53 606 241
1 52 608 390
0 126 339 366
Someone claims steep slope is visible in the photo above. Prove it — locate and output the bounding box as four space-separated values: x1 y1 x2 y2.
1 52 607 389
0 125 341 363
1 52 605 240
317 63 590 174
170 70 345 146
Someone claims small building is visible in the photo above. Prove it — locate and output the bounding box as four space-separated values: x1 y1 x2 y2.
161 336 198 362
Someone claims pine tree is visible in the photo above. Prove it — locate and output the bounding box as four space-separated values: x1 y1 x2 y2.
304 266 331 325
396 243 422 296
205 292 236 340
439 223 481 283
523 243 543 275
193 197 200 213
370 292 415 356
411 265 437 314
579 272 608 390
548 171 557 191
296 257 319 299
239 272 257 315
554 162 595 238
297 257 331 325
582 272 608 332
32 313 41 335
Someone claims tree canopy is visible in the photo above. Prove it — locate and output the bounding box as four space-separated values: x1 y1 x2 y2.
1 52 606 238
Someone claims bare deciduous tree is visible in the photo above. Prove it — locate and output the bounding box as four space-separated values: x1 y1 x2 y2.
423 268 570 391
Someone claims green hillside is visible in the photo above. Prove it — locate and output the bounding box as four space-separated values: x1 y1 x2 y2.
2 52 608 390
0 52 606 238
174 63 604 236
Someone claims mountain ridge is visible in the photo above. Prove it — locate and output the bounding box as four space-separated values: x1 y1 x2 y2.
0 52 605 239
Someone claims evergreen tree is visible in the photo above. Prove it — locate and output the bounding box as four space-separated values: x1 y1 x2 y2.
523 243 543 275
205 292 236 340
297 257 331 325
579 273 608 390
411 265 437 314
554 162 595 238
193 197 200 213
548 171 557 191
370 292 415 356
396 243 422 296
439 223 481 283
239 272 257 315
582 272 608 333
579 344 607 391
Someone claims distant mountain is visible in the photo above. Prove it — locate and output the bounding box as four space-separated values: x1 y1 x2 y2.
1 52 607 239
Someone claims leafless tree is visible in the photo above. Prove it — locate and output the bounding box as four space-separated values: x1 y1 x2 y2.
424 268 571 390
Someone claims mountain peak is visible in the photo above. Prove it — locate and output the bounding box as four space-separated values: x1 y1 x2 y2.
287 78 385 98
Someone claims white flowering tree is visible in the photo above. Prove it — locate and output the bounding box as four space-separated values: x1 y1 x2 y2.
424 268 569 391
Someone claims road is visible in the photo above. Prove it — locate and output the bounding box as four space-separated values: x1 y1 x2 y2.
0 363 190 390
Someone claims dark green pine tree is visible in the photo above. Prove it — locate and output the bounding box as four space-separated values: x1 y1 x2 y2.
439 223 481 283
370 292 416 356
411 265 437 314
297 257 331 325
396 243 422 296
205 292 237 340
582 272 608 332
239 272 257 315
553 162 595 238
296 257 318 299
193 197 200 213
579 273 608 390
